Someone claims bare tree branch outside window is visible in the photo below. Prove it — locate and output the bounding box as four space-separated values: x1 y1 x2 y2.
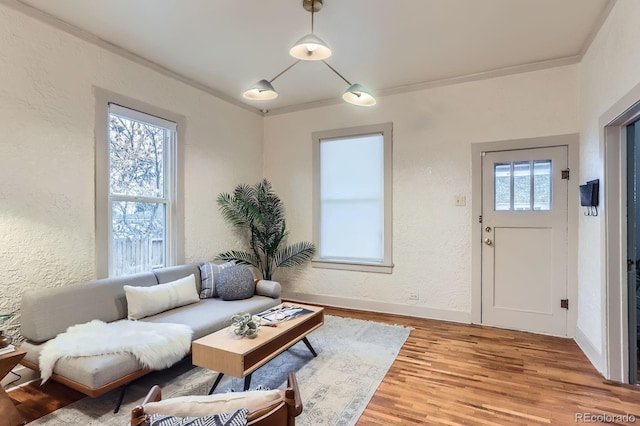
108 113 168 275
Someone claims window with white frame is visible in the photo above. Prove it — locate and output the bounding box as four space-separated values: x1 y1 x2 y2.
312 123 393 273
107 104 177 276
95 99 180 277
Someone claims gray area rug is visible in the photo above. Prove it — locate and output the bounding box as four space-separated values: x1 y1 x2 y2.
29 315 411 426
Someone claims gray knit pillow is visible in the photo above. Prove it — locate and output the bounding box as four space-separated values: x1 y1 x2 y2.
215 266 255 301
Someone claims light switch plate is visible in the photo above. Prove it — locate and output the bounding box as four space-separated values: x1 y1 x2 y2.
455 195 466 206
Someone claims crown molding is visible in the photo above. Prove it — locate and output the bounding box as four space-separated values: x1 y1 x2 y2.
265 55 581 116
3 0 605 118
3 0 262 116
579 0 617 57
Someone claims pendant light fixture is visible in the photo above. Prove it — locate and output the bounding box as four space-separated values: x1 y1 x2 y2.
243 0 376 107
289 0 331 61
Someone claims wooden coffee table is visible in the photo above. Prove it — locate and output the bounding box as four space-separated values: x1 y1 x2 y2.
192 303 323 394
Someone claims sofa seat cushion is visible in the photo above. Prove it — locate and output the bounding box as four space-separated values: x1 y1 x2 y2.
142 296 281 340
21 340 144 390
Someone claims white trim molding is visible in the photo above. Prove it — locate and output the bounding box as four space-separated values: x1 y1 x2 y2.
2 0 260 115
283 292 471 324
312 122 394 274
94 87 186 278
601 79 640 383
575 326 606 375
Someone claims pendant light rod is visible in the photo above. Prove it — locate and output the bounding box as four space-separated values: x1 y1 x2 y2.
269 60 301 83
322 60 352 86
311 0 315 33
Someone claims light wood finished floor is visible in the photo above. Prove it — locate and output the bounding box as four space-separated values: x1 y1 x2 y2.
8 307 640 425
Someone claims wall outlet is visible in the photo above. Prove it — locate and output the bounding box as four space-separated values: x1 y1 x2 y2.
455 195 466 206
408 292 419 301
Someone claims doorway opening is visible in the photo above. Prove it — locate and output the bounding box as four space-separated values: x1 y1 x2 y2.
470 134 579 338
626 118 640 384
602 89 640 383
480 146 568 336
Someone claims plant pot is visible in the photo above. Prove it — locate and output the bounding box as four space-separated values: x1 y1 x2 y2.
0 331 12 349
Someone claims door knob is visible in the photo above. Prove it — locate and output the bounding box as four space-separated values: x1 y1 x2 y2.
484 238 493 246
485 226 492 232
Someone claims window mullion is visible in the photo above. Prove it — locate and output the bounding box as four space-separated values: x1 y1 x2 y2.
530 160 534 211
510 162 515 210
109 195 168 204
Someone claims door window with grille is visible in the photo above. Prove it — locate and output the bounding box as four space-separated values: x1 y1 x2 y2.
494 160 551 211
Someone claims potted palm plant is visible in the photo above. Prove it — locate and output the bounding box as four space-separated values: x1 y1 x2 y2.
0 314 13 348
216 179 315 280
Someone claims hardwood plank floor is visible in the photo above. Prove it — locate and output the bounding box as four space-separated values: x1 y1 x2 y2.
8 307 640 425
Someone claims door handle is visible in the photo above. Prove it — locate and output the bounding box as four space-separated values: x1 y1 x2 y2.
484 238 493 246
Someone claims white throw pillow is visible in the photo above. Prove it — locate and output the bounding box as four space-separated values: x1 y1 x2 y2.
125 274 200 320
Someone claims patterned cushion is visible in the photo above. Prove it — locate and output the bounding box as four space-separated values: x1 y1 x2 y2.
215 266 255 301
149 408 248 426
199 262 235 299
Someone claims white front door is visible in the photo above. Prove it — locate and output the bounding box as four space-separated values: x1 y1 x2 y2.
481 146 568 336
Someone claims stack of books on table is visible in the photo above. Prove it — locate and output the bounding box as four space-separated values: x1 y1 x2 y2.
0 344 15 355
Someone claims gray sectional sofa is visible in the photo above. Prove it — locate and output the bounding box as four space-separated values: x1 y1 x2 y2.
19 263 281 400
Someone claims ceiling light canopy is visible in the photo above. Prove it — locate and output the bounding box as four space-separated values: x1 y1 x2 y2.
243 0 375 108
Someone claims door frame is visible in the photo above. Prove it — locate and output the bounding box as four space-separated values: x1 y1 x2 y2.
602 83 640 383
471 134 579 338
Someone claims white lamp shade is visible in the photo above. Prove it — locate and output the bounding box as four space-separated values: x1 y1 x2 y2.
289 34 332 61
342 84 376 106
243 80 278 100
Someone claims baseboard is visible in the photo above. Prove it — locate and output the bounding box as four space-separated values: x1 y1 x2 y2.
574 327 605 376
1 364 39 390
283 292 471 324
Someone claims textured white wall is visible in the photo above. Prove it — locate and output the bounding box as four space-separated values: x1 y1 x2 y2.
577 0 640 372
264 65 579 320
0 3 263 340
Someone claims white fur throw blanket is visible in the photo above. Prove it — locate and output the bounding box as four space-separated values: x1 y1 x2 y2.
39 319 193 383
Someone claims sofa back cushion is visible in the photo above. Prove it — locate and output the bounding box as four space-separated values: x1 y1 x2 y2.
21 272 158 343
153 264 202 292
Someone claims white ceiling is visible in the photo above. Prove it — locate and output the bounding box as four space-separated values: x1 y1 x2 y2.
16 0 611 114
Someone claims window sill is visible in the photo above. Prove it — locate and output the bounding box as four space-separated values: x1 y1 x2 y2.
311 259 394 274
